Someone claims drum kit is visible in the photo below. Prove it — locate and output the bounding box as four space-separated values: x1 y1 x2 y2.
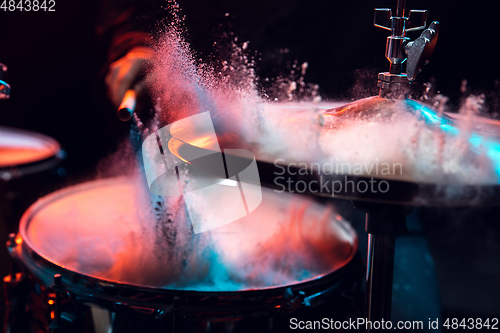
1 0 499 332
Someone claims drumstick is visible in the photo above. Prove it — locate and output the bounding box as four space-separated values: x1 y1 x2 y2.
117 89 137 122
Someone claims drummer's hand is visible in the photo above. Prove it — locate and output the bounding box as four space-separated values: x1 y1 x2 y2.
105 46 155 108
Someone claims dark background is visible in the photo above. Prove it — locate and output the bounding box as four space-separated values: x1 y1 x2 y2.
1 0 500 326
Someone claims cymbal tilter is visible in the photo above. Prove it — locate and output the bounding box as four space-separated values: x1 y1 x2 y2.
374 0 439 98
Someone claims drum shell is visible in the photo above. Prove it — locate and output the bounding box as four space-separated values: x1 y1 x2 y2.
10 237 362 317
0 166 63 234
7 239 362 333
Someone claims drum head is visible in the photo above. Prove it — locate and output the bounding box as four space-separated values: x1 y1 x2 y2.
18 177 357 293
0 126 60 170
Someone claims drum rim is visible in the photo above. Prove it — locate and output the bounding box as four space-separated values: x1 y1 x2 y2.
14 177 358 297
0 126 61 176
445 112 500 125
11 239 360 320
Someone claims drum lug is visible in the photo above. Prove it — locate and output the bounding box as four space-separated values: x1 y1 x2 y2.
170 296 183 313
52 274 64 325
47 274 85 333
3 271 30 333
284 288 306 312
3 233 30 332
170 297 185 333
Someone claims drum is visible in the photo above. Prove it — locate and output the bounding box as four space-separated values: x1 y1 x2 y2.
8 177 360 333
0 126 61 177
0 126 63 326
0 126 63 230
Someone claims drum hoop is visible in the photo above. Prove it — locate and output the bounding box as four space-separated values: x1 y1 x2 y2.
14 177 359 315
12 241 360 306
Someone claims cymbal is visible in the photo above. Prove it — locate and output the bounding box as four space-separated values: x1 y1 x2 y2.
164 99 500 206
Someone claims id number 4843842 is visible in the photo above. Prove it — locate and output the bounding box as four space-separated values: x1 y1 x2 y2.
1 0 55 11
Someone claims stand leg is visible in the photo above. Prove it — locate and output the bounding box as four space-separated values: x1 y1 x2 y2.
365 234 396 330
353 202 412 333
